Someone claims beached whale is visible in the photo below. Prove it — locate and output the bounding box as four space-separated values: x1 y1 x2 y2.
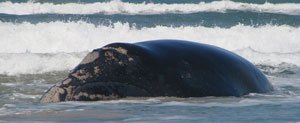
40 40 273 103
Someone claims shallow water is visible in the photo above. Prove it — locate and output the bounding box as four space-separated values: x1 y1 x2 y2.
1 0 300 122
0 66 300 122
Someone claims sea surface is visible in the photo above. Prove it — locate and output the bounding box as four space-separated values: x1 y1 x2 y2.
1 0 300 122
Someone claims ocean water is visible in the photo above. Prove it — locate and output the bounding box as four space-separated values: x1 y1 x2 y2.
0 0 300 122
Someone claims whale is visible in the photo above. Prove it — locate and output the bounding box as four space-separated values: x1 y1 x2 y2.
40 40 273 103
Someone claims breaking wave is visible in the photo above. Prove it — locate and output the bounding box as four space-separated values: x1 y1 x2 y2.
1 21 299 75
1 0 300 15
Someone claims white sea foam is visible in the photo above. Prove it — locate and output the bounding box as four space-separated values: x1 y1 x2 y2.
154 95 300 107
1 21 299 53
235 48 300 67
12 93 40 99
0 21 300 75
67 95 300 108
0 52 87 75
1 0 300 15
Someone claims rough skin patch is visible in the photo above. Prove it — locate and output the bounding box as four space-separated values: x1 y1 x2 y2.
103 47 134 62
71 70 92 81
116 47 128 54
63 78 72 85
94 66 100 73
40 86 65 103
72 92 119 101
41 46 141 102
80 51 99 65
65 85 75 101
102 47 128 55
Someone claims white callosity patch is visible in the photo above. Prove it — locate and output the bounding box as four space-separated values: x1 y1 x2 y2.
40 78 78 102
80 51 100 65
63 78 72 85
102 47 134 63
71 69 93 83
102 47 128 55
40 86 65 103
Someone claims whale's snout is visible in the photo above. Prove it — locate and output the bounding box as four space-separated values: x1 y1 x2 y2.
40 78 151 103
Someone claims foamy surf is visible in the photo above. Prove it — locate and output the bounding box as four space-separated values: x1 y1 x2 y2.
1 21 299 53
0 52 87 75
1 49 300 75
1 21 300 75
1 0 300 15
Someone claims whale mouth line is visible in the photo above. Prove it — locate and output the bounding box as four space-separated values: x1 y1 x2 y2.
71 81 151 101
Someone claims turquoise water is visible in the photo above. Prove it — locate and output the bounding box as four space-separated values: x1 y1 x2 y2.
1 0 300 122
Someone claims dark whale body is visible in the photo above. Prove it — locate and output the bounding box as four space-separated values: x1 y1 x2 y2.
40 40 273 103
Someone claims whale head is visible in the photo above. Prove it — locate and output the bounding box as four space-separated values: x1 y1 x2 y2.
40 44 153 103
